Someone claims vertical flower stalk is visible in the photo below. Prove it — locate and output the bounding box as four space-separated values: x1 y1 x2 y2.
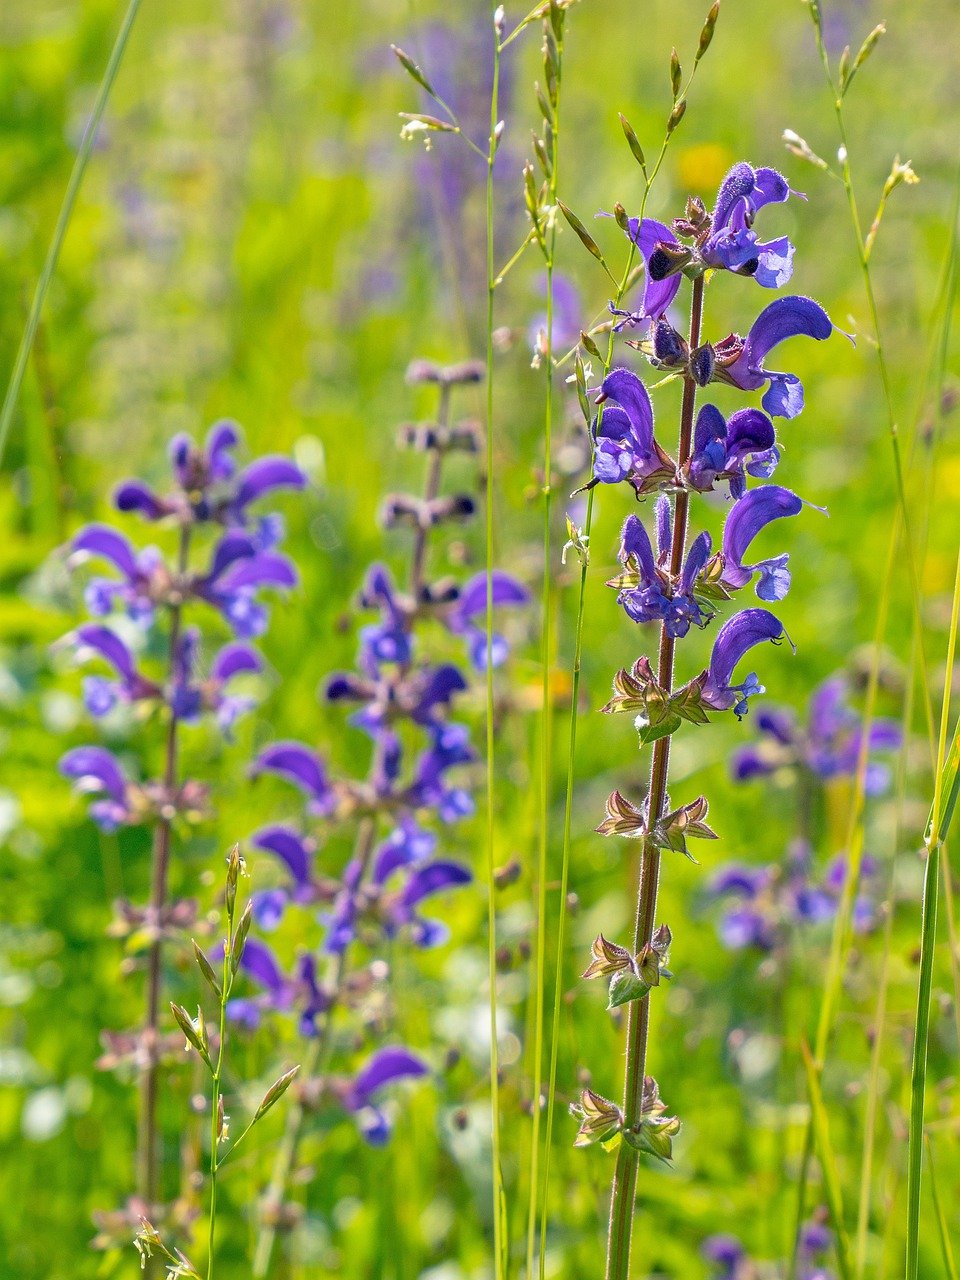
559 157 843 1279
246 357 528 1276
59 426 305 1217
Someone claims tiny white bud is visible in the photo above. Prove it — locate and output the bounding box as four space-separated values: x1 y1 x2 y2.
837 145 848 164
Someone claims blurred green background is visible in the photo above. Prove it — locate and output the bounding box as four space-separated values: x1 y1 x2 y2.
0 0 958 1277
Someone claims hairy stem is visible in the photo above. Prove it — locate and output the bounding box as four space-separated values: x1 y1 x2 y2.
605 274 704 1280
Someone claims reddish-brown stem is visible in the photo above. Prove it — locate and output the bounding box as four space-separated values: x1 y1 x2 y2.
138 524 190 1208
605 274 705 1280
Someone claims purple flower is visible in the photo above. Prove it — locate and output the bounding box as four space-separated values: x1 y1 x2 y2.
168 631 263 734
719 905 777 951
115 423 305 531
701 1233 747 1279
194 532 298 638
359 564 412 670
384 859 472 947
373 820 437 883
613 515 713 638
251 742 335 815
705 863 772 899
59 746 136 831
731 674 901 792
713 296 837 419
445 570 529 669
344 1046 428 1145
64 624 160 716
686 403 779 498
69 525 169 624
701 163 798 286
408 722 476 823
720 485 817 602
702 608 792 718
591 368 673 491
623 163 800 326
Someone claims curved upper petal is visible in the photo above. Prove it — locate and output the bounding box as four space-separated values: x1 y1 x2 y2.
626 217 683 319
619 515 658 583
70 525 139 578
252 824 312 887
234 457 306 511
601 368 655 453
721 486 804 587
739 296 833 373
59 746 128 802
72 624 138 681
114 481 170 521
350 1047 429 1106
455 571 529 621
252 741 329 799
705 607 787 706
401 860 472 909
211 642 263 684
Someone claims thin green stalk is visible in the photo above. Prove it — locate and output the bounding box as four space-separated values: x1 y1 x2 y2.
606 274 705 1280
800 1041 853 1280
207 890 235 1280
906 549 960 1280
854 639 916 1278
484 14 507 1279
0 0 145 469
925 1136 960 1280
525 14 564 1278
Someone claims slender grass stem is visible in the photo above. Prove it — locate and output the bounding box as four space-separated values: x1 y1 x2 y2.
484 17 507 1279
207 893 235 1280
605 275 704 1280
525 16 564 1277
0 0 145 469
905 549 960 1280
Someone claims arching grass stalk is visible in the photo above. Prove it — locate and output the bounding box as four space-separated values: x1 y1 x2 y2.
524 8 566 1279
804 2 932 739
0 0 145 469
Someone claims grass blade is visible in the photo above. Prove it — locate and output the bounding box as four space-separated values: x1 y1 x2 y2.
0 0 145 469
926 1136 959 1280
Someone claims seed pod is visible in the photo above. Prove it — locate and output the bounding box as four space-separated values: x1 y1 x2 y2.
390 45 437 97
580 330 602 360
667 99 687 134
696 1 721 62
193 940 222 1000
557 201 605 264
669 48 682 99
618 113 647 174
255 1066 301 1121
231 900 254 977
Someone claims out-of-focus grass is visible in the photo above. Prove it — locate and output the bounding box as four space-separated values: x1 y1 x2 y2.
0 1 958 1278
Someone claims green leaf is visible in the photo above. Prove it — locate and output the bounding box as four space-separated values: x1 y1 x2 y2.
607 970 650 1010
637 713 681 745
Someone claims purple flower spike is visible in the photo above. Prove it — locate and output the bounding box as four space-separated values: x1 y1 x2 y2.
252 742 333 813
703 607 792 718
721 485 811 601
718 296 836 419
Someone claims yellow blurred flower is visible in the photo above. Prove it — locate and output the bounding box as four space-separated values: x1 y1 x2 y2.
677 143 735 197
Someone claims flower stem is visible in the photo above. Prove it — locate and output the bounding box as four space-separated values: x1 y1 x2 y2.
139 523 191 1208
605 273 704 1280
